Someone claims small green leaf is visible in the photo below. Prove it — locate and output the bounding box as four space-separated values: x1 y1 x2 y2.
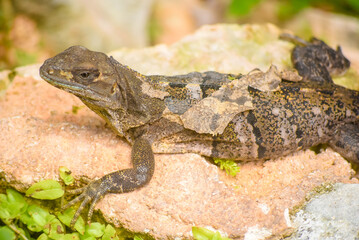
64 233 81 240
59 166 75 185
85 222 105 238
0 195 12 223
102 225 119 240
44 218 65 239
214 159 240 177
0 189 28 223
26 179 64 200
134 235 144 240
58 208 85 235
72 105 84 114
192 227 231 240
212 231 222 240
20 205 52 232
20 211 40 232
227 75 236 81
37 233 49 240
7 189 26 204
0 226 16 240
80 235 96 240
29 206 49 227
192 227 214 240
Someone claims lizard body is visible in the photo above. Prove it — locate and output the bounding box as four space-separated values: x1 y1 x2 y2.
39 35 359 226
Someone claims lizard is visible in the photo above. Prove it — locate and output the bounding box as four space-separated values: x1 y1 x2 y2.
39 34 359 227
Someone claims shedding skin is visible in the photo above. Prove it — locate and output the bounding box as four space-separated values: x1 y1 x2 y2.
39 34 358 227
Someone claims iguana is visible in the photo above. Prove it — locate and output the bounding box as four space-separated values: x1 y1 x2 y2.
39 34 359 227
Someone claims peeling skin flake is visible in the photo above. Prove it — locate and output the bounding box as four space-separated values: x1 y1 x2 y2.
181 65 283 135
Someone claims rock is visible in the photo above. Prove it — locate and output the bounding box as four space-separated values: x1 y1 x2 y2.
287 183 359 240
0 24 358 239
109 24 294 75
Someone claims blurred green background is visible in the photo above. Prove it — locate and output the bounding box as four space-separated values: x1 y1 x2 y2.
0 0 358 71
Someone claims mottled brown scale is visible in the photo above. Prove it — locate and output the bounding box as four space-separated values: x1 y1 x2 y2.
39 35 359 227
165 85 189 100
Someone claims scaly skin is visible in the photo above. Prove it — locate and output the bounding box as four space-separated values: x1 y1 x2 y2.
39 34 359 227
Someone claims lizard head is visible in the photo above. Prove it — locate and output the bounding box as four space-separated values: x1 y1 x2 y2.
310 38 351 76
40 46 150 111
40 46 165 136
40 46 126 109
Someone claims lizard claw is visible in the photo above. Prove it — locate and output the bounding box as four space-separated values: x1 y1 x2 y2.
62 178 109 228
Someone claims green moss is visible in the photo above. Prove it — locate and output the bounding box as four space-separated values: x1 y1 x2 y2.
289 182 335 217
304 182 335 201
214 158 240 177
71 105 85 114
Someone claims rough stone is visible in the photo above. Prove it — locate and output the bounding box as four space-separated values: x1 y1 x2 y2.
287 183 359 240
0 24 358 239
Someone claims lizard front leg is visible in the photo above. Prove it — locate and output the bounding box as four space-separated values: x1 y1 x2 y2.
329 124 359 164
62 137 155 227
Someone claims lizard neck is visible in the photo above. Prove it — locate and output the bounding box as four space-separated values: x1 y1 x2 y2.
109 57 149 116
81 57 166 138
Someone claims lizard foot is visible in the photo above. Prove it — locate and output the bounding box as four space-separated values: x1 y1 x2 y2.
62 177 110 228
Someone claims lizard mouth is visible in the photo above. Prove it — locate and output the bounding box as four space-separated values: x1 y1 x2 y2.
39 64 111 104
40 67 83 92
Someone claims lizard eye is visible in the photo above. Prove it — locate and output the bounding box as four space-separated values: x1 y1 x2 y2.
80 72 90 79
73 69 100 83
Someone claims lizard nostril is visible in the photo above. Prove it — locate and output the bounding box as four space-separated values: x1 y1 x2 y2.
48 69 54 75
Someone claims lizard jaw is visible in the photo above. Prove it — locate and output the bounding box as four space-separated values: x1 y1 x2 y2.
39 64 113 105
